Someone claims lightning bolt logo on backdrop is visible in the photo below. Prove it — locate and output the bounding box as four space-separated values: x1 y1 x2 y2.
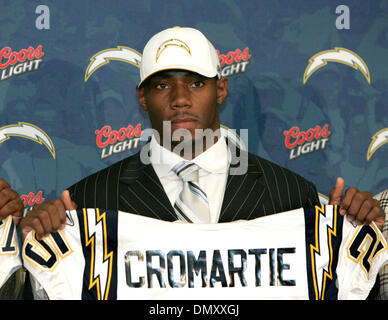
303 48 370 84
84 46 142 82
367 128 388 160
220 125 247 151
0 122 55 159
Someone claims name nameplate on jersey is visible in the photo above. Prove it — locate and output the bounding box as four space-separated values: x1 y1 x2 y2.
21 205 388 300
0 215 22 288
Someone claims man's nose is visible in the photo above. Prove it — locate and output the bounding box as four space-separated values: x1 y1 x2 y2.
170 84 191 109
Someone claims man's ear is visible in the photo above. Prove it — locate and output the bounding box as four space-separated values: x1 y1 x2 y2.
216 77 228 105
136 85 148 111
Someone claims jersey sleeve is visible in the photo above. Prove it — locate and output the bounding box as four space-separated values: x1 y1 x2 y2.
0 216 22 291
337 218 388 299
21 210 85 300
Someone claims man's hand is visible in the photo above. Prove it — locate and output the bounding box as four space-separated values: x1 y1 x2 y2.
0 178 24 226
329 177 385 230
19 190 77 240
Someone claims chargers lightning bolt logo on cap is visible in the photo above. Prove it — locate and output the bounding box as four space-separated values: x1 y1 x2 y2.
84 46 142 82
303 48 371 84
367 128 388 160
0 122 55 159
156 39 191 62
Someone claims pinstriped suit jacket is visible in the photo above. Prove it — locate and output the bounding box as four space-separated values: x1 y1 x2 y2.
68 146 320 222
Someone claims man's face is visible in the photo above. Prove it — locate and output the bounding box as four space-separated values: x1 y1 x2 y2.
137 70 228 148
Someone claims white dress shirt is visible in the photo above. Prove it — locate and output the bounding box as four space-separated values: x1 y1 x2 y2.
149 135 230 223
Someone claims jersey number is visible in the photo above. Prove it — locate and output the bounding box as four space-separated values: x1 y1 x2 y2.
347 224 387 276
23 231 71 270
0 216 17 254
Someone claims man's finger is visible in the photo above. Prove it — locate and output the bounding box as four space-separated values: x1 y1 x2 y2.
36 209 53 236
62 190 76 210
21 216 45 241
366 205 385 230
329 177 345 206
340 187 358 216
47 201 65 231
353 199 372 225
0 198 24 222
0 188 16 211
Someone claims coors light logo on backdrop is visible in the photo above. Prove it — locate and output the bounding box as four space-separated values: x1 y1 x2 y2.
95 123 142 159
20 190 45 216
217 47 251 77
283 124 331 160
0 45 44 81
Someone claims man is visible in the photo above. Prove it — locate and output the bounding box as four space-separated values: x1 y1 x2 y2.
19 27 385 239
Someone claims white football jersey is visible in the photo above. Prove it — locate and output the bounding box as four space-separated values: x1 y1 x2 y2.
0 215 22 288
22 205 388 300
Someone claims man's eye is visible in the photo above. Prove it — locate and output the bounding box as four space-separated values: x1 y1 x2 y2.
156 83 169 89
191 81 204 88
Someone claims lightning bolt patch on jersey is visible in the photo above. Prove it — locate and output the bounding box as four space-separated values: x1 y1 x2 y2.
77 208 118 300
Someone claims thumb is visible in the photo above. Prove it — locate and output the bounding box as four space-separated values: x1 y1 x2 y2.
329 177 345 205
61 190 77 210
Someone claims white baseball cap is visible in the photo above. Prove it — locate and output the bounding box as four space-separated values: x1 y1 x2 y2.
139 26 221 86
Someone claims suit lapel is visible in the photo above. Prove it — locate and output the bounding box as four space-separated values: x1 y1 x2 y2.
118 143 268 223
219 150 268 222
119 153 177 221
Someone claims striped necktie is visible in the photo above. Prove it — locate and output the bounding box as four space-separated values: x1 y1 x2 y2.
172 161 211 224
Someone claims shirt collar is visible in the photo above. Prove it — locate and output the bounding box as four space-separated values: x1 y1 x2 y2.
149 134 230 178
